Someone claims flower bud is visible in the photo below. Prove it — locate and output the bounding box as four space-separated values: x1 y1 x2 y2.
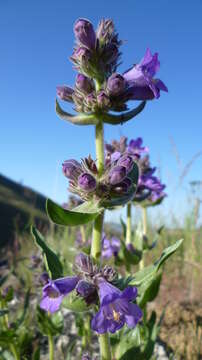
78 173 96 192
62 160 82 180
85 93 97 109
74 253 94 275
56 86 74 102
108 165 127 185
76 74 94 93
96 19 115 44
118 155 134 174
72 46 91 63
101 265 117 282
97 91 110 109
112 177 132 194
74 18 96 49
39 272 49 285
76 280 96 298
107 73 126 96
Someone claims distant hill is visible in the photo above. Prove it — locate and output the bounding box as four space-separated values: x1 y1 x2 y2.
0 174 49 247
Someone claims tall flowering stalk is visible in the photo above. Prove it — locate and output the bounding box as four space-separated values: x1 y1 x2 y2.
36 17 175 360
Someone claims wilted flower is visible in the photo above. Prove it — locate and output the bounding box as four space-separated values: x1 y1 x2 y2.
40 276 79 313
123 48 168 100
91 279 142 333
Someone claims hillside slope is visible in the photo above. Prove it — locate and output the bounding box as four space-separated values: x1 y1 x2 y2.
0 174 48 247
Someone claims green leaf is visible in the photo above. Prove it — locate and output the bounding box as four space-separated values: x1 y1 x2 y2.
102 101 146 125
115 326 141 359
62 290 90 312
56 99 98 125
32 347 40 360
31 227 63 279
46 199 99 226
137 272 162 308
129 239 183 286
74 200 103 213
120 217 126 238
37 307 63 336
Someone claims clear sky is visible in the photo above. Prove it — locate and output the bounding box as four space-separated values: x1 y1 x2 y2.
1 0 202 224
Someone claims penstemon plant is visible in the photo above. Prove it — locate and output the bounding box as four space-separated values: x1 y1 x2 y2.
30 18 183 360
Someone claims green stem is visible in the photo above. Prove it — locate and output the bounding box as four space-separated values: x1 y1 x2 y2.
48 333 54 360
126 202 132 245
142 207 147 235
95 121 104 176
92 88 111 359
99 333 112 360
10 344 20 360
139 207 147 270
80 225 86 244
91 211 104 260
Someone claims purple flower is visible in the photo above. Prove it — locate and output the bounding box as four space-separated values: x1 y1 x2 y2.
76 74 94 93
102 235 120 259
56 86 74 102
78 173 97 192
91 279 142 334
107 73 126 96
40 276 79 313
127 138 149 157
117 155 134 173
108 165 127 185
123 48 168 100
62 159 82 180
74 19 96 49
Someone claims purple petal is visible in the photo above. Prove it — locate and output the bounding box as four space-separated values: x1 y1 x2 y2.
40 294 63 313
54 276 79 295
121 286 138 301
91 309 108 334
98 280 121 305
125 303 142 328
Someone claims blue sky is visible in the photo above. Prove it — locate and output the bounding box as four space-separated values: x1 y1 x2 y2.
0 0 202 224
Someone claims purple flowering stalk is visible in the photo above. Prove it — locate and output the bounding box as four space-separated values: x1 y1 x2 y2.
55 17 167 360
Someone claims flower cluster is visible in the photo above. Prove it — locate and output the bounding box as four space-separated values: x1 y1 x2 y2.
105 136 166 206
57 19 167 114
40 253 142 334
62 152 138 207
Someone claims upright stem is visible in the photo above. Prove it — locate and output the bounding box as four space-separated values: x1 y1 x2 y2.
139 207 147 270
80 225 86 244
99 334 112 360
142 207 147 235
91 211 104 260
91 118 111 359
126 202 132 245
48 333 54 360
95 121 104 176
